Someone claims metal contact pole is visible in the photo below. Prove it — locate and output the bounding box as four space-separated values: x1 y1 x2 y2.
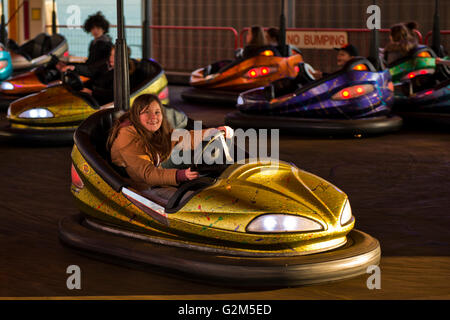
114 0 130 111
142 0 151 59
279 0 287 57
432 0 442 57
369 0 380 70
52 0 57 35
0 0 7 45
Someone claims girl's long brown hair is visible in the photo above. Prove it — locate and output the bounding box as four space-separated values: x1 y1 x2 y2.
107 94 173 163
387 23 417 55
248 25 266 47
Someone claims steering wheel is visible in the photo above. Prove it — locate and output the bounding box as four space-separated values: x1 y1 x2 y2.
192 130 233 175
62 70 84 91
46 54 60 69
295 62 316 84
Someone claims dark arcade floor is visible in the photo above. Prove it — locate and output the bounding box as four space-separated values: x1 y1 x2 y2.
0 85 449 299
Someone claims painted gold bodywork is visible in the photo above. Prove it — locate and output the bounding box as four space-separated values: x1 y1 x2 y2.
190 54 303 91
71 144 355 256
7 73 169 131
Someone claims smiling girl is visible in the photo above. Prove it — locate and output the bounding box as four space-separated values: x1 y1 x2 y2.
107 94 231 189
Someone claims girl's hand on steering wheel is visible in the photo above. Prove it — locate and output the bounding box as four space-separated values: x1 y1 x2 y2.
177 167 199 183
62 65 75 72
185 167 199 180
312 70 323 79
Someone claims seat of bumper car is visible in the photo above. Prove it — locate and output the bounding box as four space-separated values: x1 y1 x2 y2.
203 60 233 77
264 77 301 100
131 59 161 89
294 57 377 94
74 108 126 191
9 33 65 61
15 33 52 60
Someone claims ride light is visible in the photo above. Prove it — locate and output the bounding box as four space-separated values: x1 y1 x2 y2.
71 164 84 189
0 60 8 69
237 95 244 105
331 84 375 100
18 108 54 119
340 200 353 226
158 86 169 101
402 68 434 80
261 50 274 56
248 68 258 78
247 214 323 233
294 65 300 74
246 66 275 79
1 82 14 90
353 64 368 71
417 51 431 58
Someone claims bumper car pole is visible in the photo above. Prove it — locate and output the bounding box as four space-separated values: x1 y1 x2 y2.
52 0 57 35
0 0 7 45
142 0 151 60
369 0 381 70
432 0 443 57
114 0 130 112
279 0 288 57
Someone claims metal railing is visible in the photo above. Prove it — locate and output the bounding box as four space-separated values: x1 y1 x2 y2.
239 27 426 73
424 30 450 47
49 24 446 74
239 27 424 48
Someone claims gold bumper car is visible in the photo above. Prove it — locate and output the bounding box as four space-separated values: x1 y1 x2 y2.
59 107 381 286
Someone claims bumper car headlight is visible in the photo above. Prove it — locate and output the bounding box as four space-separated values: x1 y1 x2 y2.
237 96 244 105
0 60 8 69
19 108 54 119
340 200 353 226
1 81 14 90
247 214 323 233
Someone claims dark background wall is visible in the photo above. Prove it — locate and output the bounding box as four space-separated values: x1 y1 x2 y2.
150 0 450 73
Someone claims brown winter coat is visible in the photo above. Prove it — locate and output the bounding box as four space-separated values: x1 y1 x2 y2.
110 124 215 189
